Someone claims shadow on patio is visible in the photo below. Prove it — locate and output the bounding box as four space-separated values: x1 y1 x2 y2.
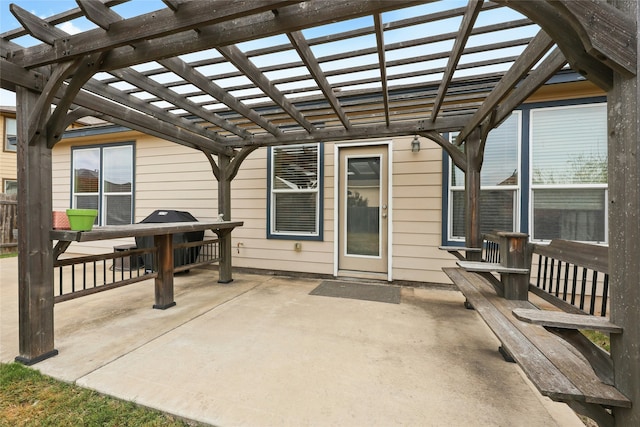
1 257 582 426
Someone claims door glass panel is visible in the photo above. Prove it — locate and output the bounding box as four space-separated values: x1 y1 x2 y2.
346 156 380 256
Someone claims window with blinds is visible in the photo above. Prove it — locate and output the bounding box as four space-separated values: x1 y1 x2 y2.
530 103 607 242
449 112 520 240
72 143 134 226
268 143 322 239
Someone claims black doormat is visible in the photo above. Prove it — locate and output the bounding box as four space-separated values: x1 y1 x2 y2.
309 281 401 304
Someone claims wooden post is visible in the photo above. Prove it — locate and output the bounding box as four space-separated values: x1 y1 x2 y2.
464 129 482 261
497 231 531 300
14 87 58 364
608 0 639 423
153 234 176 309
217 153 233 283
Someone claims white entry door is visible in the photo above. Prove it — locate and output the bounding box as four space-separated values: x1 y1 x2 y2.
338 145 389 274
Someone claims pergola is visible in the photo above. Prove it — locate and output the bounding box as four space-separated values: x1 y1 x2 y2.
1 0 638 424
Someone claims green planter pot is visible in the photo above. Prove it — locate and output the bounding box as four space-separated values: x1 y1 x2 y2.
66 209 98 231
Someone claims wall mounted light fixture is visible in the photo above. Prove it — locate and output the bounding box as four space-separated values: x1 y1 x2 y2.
411 135 421 153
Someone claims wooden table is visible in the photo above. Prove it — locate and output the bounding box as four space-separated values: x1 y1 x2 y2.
51 221 243 309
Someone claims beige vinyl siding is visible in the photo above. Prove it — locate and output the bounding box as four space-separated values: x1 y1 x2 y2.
52 130 455 283
391 136 456 284
0 115 17 188
231 147 335 275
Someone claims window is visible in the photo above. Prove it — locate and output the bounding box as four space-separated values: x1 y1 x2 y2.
3 179 17 194
72 143 134 226
530 104 607 242
4 117 16 152
449 112 520 240
267 143 323 239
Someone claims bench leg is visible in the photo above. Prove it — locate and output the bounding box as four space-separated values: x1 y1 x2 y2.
464 299 474 310
498 346 516 363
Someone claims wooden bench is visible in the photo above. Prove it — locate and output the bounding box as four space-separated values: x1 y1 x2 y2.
443 267 629 426
442 236 630 427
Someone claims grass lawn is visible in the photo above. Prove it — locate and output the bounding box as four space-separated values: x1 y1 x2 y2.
0 363 202 426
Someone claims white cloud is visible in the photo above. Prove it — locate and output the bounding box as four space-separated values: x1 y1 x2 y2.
57 21 82 35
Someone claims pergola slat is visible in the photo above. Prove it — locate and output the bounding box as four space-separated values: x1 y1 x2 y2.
218 45 316 134
159 57 282 137
430 0 483 121
455 29 554 144
11 0 300 68
287 31 352 130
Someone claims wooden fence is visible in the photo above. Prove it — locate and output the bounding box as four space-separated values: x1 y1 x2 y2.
0 193 17 254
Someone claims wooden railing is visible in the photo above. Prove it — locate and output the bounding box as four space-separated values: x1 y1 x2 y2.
0 194 17 254
54 239 220 303
479 233 610 317
530 240 609 317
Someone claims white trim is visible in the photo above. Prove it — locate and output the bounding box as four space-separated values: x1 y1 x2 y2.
528 103 608 243
333 140 392 281
448 111 522 241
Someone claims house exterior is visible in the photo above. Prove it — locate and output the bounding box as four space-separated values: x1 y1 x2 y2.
1 108 17 195
52 73 606 285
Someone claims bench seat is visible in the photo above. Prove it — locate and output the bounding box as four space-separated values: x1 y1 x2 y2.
512 308 623 334
456 260 529 274
443 267 630 410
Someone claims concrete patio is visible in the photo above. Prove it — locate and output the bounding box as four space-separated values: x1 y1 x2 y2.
1 256 583 426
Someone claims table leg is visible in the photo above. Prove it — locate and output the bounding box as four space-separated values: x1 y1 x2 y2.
216 229 233 283
153 234 176 309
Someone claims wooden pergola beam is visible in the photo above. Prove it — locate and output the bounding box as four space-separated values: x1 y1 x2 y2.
430 0 483 121
496 0 636 91
455 29 554 145
11 0 300 68
373 13 390 127
492 47 567 129
223 115 470 148
158 57 282 137
15 1 424 72
71 0 248 142
218 45 316 134
109 67 251 140
287 31 352 130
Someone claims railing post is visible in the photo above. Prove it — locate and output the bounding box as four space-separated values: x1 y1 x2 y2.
217 154 233 283
498 231 531 300
15 87 58 365
464 129 483 261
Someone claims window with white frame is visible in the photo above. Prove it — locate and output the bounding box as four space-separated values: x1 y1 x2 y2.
71 143 134 226
530 104 607 243
3 179 17 194
268 143 322 239
449 112 521 240
4 117 16 152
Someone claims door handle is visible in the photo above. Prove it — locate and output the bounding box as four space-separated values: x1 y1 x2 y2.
382 213 387 218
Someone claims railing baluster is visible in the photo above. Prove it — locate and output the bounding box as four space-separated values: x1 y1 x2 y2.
549 259 556 295
59 266 63 296
542 257 549 292
601 274 609 317
562 261 569 301
580 267 587 311
571 264 578 305
554 260 562 297
589 271 598 315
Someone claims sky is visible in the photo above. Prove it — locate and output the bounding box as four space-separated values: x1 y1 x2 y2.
0 0 532 107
